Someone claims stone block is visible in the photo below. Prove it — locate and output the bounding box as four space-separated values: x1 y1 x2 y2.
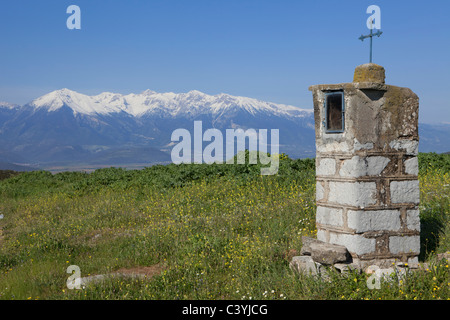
316 158 336 176
347 209 401 233
404 157 419 175
339 157 361 178
366 156 391 176
328 181 377 207
316 181 324 201
353 139 374 151
390 180 420 204
333 262 361 274
310 241 350 265
299 236 320 255
289 256 323 276
389 139 419 156
406 209 420 231
316 206 344 227
389 235 420 255
340 156 390 178
316 141 351 154
316 229 327 243
329 232 376 255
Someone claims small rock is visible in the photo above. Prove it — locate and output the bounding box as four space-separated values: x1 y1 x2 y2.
300 236 351 265
310 241 350 265
79 272 147 288
299 236 320 256
79 274 107 288
334 262 360 274
290 256 323 276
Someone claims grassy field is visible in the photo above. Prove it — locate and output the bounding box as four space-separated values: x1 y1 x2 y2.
0 152 448 300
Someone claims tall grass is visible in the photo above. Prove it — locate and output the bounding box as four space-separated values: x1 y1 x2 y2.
0 153 448 300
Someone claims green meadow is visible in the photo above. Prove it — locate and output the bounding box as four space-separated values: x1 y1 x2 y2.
0 152 448 300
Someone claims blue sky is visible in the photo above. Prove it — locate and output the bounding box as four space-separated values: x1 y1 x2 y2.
0 0 448 123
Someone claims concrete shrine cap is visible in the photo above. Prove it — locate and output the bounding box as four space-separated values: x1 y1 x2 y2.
353 63 385 84
308 63 388 92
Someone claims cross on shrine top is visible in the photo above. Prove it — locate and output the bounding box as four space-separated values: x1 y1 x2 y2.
359 19 383 63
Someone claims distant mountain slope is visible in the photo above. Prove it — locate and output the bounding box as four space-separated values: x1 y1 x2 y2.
0 162 39 172
419 123 450 154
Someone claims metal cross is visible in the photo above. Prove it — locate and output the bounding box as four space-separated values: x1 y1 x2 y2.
359 19 382 63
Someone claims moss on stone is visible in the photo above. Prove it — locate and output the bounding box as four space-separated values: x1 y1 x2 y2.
353 63 385 84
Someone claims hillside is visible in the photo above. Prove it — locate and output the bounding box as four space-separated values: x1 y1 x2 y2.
0 162 39 172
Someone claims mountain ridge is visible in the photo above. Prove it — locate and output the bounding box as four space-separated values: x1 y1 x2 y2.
0 89 448 171
24 88 313 119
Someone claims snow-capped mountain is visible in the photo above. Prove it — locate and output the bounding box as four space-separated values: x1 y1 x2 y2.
0 101 19 109
1 88 447 171
0 102 21 128
28 88 312 118
0 88 315 169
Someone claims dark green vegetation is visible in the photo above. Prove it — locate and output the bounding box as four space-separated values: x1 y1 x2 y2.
0 152 448 300
0 170 20 181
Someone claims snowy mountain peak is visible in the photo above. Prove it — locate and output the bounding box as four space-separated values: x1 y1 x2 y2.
30 89 83 111
57 88 77 94
30 89 124 115
25 88 312 118
0 101 20 109
187 90 205 95
141 89 157 96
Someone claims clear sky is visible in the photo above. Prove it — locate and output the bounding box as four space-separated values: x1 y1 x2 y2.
0 0 448 123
